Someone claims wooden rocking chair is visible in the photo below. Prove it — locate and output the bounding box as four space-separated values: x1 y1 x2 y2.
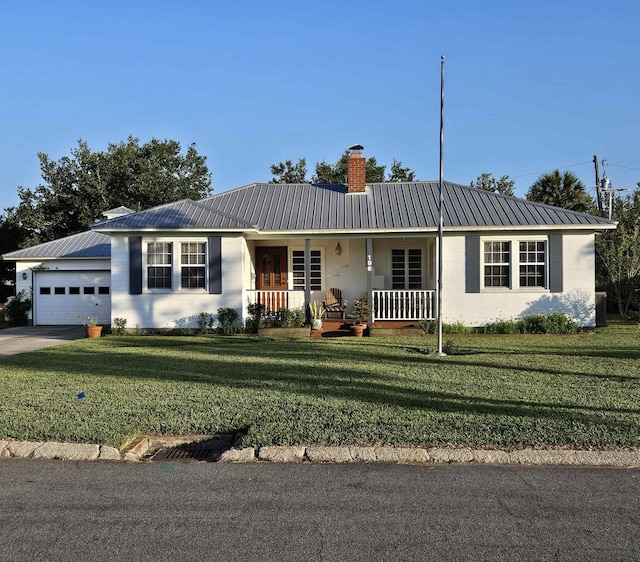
323 288 348 320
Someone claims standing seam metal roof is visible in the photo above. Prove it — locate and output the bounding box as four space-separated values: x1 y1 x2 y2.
2 231 111 260
91 181 614 232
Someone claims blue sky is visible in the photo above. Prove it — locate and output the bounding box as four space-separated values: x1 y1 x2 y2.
1 0 638 211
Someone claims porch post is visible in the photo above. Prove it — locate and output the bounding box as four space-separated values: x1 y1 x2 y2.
304 238 311 324
366 238 373 323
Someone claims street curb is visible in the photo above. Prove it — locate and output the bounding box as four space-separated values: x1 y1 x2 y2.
1 440 639 467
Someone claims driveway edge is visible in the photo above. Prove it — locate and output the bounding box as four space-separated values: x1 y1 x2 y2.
2 440 639 467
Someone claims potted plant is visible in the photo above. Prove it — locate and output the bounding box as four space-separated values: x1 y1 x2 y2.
309 301 325 331
84 315 103 339
349 295 369 337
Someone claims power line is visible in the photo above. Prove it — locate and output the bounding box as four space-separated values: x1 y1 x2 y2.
609 164 640 172
510 161 592 180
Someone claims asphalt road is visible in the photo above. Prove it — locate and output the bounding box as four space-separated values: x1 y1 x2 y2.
1 459 638 561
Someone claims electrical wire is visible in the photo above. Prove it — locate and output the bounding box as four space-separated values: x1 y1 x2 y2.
509 161 592 180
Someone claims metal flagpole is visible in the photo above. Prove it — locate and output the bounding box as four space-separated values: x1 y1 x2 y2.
437 55 445 356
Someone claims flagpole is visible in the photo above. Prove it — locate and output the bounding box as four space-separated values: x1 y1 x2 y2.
437 55 445 356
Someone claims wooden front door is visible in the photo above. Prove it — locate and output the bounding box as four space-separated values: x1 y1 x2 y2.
256 247 287 290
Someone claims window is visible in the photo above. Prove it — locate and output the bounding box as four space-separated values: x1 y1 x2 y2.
181 242 206 289
147 242 172 289
519 241 546 288
292 250 322 290
40 287 51 295
69 287 80 295
391 249 422 290
54 287 65 295
484 241 511 287
84 287 95 295
98 286 110 295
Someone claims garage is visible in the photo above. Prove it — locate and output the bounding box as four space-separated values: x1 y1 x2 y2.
34 270 111 326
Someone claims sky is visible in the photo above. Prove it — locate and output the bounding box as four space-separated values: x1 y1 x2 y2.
1 0 639 211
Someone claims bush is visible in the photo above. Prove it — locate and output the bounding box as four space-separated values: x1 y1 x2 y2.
197 312 215 334
5 290 32 327
260 308 305 328
245 303 265 333
111 317 127 335
482 312 577 335
419 319 472 334
216 307 242 335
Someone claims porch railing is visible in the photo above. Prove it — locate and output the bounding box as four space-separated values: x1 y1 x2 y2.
371 290 435 322
246 290 306 312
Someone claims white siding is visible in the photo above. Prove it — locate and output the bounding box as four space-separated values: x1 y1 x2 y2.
111 234 247 329
441 232 597 327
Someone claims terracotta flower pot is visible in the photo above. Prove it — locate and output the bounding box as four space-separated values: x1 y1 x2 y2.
350 324 366 338
86 325 103 339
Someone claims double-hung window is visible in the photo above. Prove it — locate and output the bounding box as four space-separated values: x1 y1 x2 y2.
391 248 422 289
483 241 510 288
291 249 322 290
519 241 546 288
181 242 206 289
147 242 172 289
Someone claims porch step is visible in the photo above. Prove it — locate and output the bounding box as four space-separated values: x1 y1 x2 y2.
311 320 356 338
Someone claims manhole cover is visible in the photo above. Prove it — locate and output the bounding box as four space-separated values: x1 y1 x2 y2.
149 433 238 462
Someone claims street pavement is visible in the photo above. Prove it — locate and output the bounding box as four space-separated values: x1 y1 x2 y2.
0 325 86 356
1 458 638 561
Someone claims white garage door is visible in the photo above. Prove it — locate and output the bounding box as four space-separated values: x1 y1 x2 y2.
34 271 111 326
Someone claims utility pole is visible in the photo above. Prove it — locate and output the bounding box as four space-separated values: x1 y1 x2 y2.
593 155 603 214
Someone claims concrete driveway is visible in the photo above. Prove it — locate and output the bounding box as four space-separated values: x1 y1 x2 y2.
0 326 87 357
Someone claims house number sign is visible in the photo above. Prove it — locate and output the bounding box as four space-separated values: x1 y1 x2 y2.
367 254 372 272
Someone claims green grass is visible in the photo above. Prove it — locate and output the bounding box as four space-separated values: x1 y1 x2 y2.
0 321 639 450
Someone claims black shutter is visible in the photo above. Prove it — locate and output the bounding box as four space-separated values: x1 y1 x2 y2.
549 233 563 293
129 236 143 295
465 235 480 293
208 236 222 294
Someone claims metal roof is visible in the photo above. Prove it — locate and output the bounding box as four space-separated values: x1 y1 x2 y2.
93 199 255 230
2 231 111 260
86 181 615 234
195 182 614 231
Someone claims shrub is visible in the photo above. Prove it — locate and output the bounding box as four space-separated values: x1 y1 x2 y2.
111 317 127 335
197 312 215 334
5 290 32 327
419 319 472 334
260 308 305 328
216 307 242 335
245 303 265 333
482 312 577 334
543 312 578 334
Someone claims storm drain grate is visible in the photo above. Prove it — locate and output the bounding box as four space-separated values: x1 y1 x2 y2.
149 433 240 462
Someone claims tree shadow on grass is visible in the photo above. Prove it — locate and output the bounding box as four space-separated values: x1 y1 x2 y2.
8 339 639 431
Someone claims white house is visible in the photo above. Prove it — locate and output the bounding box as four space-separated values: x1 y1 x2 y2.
2 147 615 329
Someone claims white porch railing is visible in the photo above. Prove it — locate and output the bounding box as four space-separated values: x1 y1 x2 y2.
371 290 435 322
246 290 306 312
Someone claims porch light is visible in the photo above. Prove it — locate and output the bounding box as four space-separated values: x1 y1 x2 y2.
335 242 343 256
22 272 27 280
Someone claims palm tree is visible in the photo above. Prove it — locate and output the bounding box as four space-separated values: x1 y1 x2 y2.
526 170 594 213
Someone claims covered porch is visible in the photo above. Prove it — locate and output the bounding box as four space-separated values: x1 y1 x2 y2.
244 235 437 326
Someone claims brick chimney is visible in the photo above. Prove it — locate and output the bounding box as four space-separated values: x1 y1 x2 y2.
347 144 366 193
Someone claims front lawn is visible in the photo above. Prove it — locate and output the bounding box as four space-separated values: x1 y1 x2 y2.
0 322 639 449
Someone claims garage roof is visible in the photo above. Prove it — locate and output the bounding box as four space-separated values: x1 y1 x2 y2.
2 231 111 260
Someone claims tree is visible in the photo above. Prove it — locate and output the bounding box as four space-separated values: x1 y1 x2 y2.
269 159 307 183
470 172 515 197
596 188 640 317
388 159 416 182
0 212 28 302
526 170 594 213
270 151 414 184
7 137 212 247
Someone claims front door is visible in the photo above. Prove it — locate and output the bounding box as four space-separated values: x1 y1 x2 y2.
256 247 287 290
